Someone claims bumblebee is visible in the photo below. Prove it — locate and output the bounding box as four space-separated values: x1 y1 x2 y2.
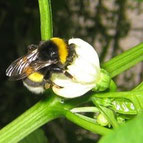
6 37 75 94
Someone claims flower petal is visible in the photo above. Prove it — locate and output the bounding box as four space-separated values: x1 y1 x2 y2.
67 56 100 83
67 38 100 83
51 73 95 98
69 38 100 68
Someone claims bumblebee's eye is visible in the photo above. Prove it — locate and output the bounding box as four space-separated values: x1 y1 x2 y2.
51 38 101 98
50 51 58 59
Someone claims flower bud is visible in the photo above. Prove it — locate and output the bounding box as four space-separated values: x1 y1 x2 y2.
96 113 109 126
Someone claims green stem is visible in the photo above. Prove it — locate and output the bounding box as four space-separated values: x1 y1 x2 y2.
102 43 143 78
65 111 111 136
93 91 143 99
0 95 63 143
75 113 97 124
0 93 108 143
71 107 99 113
38 0 53 40
133 82 143 91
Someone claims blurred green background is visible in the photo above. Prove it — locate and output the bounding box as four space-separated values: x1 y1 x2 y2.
0 0 143 142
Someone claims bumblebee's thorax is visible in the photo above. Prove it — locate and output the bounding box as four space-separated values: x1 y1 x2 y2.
51 38 68 64
38 38 69 65
38 40 59 62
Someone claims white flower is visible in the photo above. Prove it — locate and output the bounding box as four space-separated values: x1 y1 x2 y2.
51 38 101 98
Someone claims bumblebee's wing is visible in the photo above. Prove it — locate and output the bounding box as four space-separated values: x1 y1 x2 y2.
6 49 39 80
6 49 58 80
30 60 57 71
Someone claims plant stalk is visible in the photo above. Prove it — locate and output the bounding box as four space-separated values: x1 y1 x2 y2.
38 0 53 40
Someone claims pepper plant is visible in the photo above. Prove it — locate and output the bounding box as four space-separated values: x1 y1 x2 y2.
0 0 143 143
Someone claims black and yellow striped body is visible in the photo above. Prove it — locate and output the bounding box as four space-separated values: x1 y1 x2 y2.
23 37 74 94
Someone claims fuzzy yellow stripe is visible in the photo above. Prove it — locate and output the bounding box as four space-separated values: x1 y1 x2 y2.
28 72 44 82
51 37 68 64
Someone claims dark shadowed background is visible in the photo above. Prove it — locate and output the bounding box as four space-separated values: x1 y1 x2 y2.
0 0 143 142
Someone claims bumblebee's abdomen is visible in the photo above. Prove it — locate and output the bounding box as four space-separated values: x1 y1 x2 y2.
28 72 44 82
23 72 46 94
24 72 45 87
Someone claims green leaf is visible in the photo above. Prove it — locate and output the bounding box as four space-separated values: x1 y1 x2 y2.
99 113 143 143
111 98 137 115
110 82 143 115
93 83 143 116
94 91 143 113
102 43 143 78
19 129 48 143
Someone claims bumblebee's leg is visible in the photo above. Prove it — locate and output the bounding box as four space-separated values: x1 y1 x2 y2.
44 81 51 89
54 67 74 80
63 71 74 79
27 44 38 53
44 79 63 89
50 65 74 79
